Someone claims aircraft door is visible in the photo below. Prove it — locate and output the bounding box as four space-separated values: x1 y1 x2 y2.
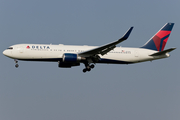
19 46 24 53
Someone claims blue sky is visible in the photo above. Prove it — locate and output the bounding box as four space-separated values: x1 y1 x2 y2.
0 0 180 120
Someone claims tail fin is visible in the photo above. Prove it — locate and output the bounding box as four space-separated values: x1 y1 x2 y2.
141 23 174 51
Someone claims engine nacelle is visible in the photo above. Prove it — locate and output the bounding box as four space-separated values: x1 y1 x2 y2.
62 53 83 63
58 61 80 68
59 53 85 68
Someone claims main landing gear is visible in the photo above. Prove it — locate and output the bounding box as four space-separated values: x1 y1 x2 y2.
14 59 19 68
83 63 95 73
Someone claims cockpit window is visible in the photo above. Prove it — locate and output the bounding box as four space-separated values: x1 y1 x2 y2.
7 47 13 50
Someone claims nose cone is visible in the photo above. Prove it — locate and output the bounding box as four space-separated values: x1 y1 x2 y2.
3 50 7 55
3 50 12 57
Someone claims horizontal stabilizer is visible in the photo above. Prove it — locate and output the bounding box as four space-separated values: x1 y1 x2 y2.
149 47 176 56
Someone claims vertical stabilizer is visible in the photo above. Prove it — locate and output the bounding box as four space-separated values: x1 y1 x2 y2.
141 23 174 51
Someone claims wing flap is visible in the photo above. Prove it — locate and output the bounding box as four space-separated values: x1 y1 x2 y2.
100 45 116 55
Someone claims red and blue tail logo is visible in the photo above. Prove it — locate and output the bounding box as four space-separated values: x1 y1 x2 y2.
141 23 174 51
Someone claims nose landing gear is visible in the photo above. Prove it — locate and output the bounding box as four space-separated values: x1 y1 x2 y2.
14 59 19 68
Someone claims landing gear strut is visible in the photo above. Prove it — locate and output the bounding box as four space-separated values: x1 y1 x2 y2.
83 63 95 73
14 59 19 68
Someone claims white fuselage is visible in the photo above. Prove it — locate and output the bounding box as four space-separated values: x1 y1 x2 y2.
3 44 169 64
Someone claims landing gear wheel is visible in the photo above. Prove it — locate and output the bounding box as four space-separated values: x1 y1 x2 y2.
83 68 91 73
15 64 19 68
90 64 95 69
83 69 87 73
14 59 18 63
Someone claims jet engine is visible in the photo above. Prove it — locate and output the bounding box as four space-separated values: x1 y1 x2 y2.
58 53 85 68
62 53 84 62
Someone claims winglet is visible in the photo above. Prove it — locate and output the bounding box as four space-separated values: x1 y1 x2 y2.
119 27 133 41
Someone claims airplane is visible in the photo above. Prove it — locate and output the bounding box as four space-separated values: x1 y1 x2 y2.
3 23 176 73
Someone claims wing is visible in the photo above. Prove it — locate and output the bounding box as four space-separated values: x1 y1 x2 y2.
78 27 133 57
